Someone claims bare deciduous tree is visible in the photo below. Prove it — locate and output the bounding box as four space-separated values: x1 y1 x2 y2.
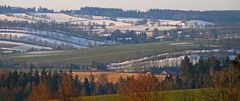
200 66 240 101
27 80 50 101
58 72 81 101
119 74 167 101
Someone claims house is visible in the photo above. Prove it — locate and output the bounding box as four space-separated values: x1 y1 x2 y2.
159 70 177 81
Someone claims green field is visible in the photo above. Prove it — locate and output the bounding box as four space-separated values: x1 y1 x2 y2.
0 41 198 65
50 89 202 101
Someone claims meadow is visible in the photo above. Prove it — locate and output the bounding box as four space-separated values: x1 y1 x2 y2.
0 41 198 65
50 89 203 101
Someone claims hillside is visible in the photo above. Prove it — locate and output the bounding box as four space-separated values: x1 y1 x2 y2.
1 6 239 24
0 41 198 65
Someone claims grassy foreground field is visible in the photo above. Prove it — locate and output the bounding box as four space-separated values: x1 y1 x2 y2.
0 41 198 65
50 89 202 101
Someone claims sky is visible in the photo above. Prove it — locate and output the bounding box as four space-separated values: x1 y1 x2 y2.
0 0 240 11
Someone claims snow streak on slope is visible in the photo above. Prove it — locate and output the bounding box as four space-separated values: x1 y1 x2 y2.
186 20 214 27
0 14 34 22
0 40 52 51
32 13 88 22
0 32 84 48
11 13 50 22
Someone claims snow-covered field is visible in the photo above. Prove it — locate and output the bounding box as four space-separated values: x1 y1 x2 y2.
32 13 88 22
0 31 97 49
1 13 214 28
117 18 143 22
160 20 185 26
71 19 131 27
0 40 52 51
0 13 215 53
186 20 214 27
12 13 50 22
0 14 34 22
31 13 184 29
0 13 214 34
107 25 176 31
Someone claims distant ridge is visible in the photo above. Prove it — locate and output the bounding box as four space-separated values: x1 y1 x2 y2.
0 5 54 13
63 7 240 24
1 5 240 24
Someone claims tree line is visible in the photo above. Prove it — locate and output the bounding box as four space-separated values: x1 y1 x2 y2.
0 68 118 101
0 5 54 13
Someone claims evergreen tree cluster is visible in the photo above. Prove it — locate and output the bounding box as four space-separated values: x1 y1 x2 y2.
178 55 230 89
0 5 54 13
0 69 118 101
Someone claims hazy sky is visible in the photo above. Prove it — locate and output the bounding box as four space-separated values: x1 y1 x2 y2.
1 0 240 11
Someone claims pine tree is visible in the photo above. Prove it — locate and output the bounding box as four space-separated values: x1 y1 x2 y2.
33 70 40 85
58 73 74 101
50 71 59 97
27 79 50 101
89 73 95 95
83 78 90 96
180 55 193 79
